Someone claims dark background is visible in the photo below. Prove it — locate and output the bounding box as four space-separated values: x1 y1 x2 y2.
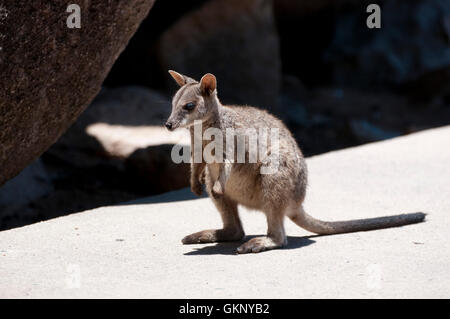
1 0 449 230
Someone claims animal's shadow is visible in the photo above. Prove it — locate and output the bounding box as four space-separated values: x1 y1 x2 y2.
183 235 316 256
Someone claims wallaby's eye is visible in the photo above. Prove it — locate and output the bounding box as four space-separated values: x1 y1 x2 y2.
183 102 196 111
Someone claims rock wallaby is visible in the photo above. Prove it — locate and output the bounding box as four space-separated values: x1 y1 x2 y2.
165 70 426 254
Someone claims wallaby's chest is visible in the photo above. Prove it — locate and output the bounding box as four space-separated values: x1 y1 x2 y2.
206 162 221 182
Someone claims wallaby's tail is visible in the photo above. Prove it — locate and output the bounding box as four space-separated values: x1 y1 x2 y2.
290 206 426 235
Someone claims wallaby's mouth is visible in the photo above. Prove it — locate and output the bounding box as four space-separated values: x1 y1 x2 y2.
165 118 190 131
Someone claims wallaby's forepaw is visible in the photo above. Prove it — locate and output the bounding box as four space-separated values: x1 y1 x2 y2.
191 181 203 196
236 236 286 254
199 170 206 185
212 180 224 196
182 229 244 244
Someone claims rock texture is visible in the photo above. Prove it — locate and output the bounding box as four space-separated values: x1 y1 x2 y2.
0 0 155 186
324 0 450 88
157 0 281 111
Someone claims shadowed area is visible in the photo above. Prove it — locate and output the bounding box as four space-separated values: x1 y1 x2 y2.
184 236 316 256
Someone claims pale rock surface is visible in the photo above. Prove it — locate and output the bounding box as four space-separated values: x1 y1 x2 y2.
0 126 449 298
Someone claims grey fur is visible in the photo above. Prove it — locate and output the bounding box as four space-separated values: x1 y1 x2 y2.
166 71 426 254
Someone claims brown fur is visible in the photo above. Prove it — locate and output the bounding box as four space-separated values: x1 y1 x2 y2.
165 70 426 254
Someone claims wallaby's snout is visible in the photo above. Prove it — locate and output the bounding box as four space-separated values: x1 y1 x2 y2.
165 110 184 131
164 121 173 131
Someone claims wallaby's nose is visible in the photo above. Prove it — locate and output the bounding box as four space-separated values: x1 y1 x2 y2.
165 122 173 131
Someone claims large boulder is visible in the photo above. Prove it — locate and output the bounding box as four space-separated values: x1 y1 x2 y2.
0 0 155 186
157 0 281 111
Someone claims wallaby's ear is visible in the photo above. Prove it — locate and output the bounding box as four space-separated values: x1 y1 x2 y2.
200 73 217 96
168 70 196 87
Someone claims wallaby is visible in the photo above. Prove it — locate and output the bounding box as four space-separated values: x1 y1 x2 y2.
165 70 426 254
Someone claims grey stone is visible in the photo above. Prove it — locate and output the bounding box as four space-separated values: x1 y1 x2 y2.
0 0 155 186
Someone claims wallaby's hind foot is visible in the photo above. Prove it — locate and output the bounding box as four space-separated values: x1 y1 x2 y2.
236 209 287 254
182 228 244 244
183 195 244 244
236 236 287 254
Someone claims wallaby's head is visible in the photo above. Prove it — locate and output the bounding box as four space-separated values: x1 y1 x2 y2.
165 70 217 131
